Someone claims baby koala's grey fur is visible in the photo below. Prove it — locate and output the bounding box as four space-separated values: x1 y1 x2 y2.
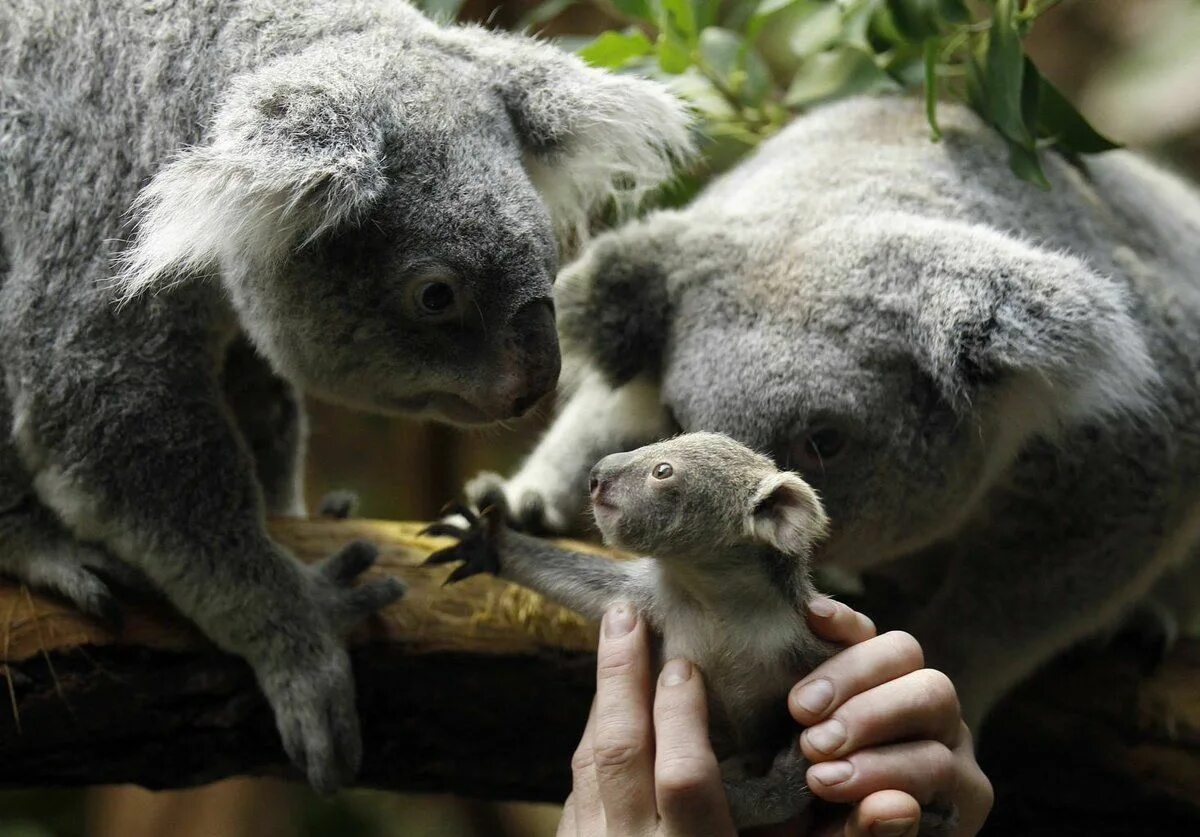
0 0 690 791
473 95 1200 732
434 433 955 832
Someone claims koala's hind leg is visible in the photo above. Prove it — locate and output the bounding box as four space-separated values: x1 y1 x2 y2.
222 337 307 517
467 369 674 534
0 497 150 627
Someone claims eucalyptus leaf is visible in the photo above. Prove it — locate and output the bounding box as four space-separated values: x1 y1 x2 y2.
415 0 466 21
1031 62 1120 154
611 0 654 20
578 30 655 69
785 46 896 109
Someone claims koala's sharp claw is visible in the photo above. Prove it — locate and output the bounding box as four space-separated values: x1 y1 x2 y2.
437 501 477 524
322 540 379 585
423 545 464 566
419 522 467 539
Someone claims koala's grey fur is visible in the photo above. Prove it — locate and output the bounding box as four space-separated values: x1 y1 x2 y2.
0 0 690 790
473 95 1200 731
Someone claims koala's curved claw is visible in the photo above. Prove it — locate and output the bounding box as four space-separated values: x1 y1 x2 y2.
437 501 478 525
319 540 379 585
421 508 503 584
419 521 468 540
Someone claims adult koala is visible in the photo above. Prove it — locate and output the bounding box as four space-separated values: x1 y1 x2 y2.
0 0 690 790
471 95 1200 729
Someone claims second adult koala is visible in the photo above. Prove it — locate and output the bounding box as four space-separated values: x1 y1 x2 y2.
431 432 955 831
0 0 690 790
470 95 1200 731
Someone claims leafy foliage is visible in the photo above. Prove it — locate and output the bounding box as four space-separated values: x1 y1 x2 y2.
519 0 1118 192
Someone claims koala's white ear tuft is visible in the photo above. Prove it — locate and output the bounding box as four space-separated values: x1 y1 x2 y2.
747 472 830 557
444 26 694 252
113 65 388 302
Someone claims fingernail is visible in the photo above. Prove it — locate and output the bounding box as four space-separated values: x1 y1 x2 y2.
604 603 636 638
809 760 853 786
804 718 847 754
871 818 917 837
660 658 692 686
793 678 834 715
808 597 836 618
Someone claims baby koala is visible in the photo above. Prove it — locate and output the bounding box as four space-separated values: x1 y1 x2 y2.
427 432 956 831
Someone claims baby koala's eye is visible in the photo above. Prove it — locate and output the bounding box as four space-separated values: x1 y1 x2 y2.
652 462 674 480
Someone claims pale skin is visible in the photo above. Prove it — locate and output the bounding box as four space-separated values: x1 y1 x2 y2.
561 598 993 837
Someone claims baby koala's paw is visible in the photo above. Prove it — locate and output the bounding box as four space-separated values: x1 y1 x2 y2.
722 746 814 829
421 503 505 585
465 471 573 534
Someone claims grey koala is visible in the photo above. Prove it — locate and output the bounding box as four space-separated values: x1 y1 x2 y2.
432 432 956 831
469 94 1200 732
0 0 690 790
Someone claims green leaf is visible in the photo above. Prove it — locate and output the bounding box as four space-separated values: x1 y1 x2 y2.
415 0 466 21
1005 136 1051 189
577 30 655 69
1030 62 1120 154
656 33 694 73
784 46 897 109
658 0 699 45
698 27 771 105
518 0 580 30
886 0 954 40
612 0 654 20
982 0 1030 146
923 38 942 140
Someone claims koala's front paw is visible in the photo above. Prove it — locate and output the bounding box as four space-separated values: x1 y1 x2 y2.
465 471 574 534
260 541 404 793
421 503 504 584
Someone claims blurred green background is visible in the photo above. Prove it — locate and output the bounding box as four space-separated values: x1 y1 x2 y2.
5 0 1200 834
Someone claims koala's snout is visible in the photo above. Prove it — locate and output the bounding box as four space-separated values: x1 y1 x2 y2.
501 299 560 417
590 451 636 506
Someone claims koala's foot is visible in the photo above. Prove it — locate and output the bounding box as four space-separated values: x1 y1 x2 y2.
722 746 814 829
317 489 359 520
465 471 575 535
258 541 405 794
421 503 504 584
0 525 151 630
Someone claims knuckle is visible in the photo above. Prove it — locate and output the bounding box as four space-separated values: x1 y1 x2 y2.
656 756 716 799
924 742 958 791
881 630 925 669
591 736 645 773
595 652 637 682
570 744 596 775
915 669 961 715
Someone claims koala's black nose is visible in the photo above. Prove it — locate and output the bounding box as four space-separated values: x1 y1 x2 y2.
508 300 561 415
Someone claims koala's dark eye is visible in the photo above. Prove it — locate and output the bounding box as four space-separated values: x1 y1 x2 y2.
416 281 456 315
793 427 848 473
652 462 674 480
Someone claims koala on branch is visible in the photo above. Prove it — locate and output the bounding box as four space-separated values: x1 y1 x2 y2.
0 0 691 792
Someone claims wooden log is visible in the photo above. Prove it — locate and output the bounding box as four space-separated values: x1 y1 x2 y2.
1 519 1199 835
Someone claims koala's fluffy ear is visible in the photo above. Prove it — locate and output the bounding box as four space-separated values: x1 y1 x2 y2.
444 26 694 250
114 61 388 301
885 216 1159 421
747 472 830 557
555 216 680 385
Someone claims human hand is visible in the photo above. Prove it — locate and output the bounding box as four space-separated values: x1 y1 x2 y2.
559 603 738 836
785 598 993 837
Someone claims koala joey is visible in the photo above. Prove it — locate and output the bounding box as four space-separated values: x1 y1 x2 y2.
0 0 690 790
470 94 1200 732
428 432 956 832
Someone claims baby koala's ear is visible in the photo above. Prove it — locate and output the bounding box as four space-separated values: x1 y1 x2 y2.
747 473 830 557
114 57 388 301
